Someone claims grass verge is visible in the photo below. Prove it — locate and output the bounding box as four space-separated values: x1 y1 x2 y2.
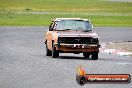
0 12 132 26
0 0 132 26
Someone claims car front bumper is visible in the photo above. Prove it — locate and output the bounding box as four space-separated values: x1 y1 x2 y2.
54 43 100 53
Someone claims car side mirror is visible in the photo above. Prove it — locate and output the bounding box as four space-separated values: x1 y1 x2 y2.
91 25 94 31
91 25 94 28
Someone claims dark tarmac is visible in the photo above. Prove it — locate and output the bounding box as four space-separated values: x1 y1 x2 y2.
0 27 132 88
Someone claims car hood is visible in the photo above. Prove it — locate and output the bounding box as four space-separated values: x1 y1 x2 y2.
56 30 98 38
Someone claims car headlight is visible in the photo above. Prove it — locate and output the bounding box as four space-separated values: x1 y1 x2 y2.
58 37 64 43
92 38 99 44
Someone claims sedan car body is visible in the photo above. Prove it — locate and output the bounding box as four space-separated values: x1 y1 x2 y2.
45 18 100 60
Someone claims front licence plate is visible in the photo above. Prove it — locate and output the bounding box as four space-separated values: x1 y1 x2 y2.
73 45 84 48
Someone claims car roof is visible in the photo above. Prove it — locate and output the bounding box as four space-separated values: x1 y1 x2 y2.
53 18 90 22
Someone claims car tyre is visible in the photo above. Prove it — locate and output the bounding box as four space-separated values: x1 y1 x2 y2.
46 43 52 56
83 52 90 58
52 42 59 58
91 51 98 60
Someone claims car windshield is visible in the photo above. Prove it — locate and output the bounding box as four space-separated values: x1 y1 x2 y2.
55 20 93 31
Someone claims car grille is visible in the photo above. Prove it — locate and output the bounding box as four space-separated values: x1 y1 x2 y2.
58 37 98 44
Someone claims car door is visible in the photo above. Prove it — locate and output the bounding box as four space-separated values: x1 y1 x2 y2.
47 21 55 50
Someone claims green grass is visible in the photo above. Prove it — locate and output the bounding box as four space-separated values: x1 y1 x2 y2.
0 12 131 26
0 0 132 13
0 0 132 26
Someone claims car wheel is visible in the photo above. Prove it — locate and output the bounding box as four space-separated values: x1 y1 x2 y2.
46 43 52 56
52 42 59 58
91 51 98 60
83 52 90 58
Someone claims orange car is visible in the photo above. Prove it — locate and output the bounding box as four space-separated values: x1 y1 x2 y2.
45 18 100 60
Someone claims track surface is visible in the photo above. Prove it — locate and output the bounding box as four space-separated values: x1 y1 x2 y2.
0 27 132 88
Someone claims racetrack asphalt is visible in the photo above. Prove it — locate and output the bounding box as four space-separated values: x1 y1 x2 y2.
0 27 132 88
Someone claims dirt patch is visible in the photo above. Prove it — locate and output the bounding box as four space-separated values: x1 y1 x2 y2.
106 41 132 52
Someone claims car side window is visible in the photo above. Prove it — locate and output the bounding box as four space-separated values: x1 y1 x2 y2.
49 22 54 31
49 21 57 31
